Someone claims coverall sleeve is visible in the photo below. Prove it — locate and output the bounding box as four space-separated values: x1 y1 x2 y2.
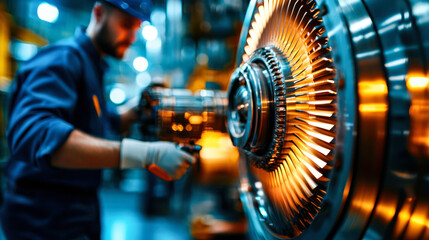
7 49 81 170
105 104 121 133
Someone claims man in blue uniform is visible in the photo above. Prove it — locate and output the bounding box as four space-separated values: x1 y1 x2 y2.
0 0 193 239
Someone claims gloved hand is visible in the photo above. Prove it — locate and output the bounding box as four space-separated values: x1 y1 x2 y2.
120 138 194 181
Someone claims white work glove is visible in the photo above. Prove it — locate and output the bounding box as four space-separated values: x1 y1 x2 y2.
120 138 194 181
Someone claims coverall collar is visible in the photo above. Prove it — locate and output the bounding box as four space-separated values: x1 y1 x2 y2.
74 26 109 74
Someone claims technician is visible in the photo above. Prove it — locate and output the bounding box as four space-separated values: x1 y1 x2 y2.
1 0 193 239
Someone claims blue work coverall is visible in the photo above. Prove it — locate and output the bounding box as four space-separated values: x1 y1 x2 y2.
1 27 120 239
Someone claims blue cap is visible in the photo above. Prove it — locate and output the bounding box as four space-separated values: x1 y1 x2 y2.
102 0 151 21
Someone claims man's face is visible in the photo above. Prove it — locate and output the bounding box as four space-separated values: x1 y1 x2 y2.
95 7 142 59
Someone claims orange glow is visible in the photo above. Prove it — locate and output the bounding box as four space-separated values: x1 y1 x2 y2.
189 115 203 125
305 110 335 117
304 141 331 155
305 120 335 130
184 112 191 119
304 129 335 143
371 194 398 226
359 103 388 112
306 100 334 105
202 112 208 122
351 199 376 215
393 197 414 238
396 104 429 233
242 0 336 228
406 75 429 158
195 132 239 184
302 150 327 168
302 161 323 179
407 77 429 89
409 212 428 228
359 80 388 95
376 203 396 222
403 205 429 239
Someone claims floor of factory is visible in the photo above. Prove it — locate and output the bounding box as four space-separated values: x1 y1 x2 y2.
0 187 190 240
100 188 190 240
0 169 247 240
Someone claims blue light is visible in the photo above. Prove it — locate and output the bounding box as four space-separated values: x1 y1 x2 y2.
142 25 158 41
111 221 126 240
37 2 59 23
133 57 148 72
110 88 126 104
136 72 152 88
10 41 38 61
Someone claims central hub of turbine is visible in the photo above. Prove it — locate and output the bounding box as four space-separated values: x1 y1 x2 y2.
227 47 289 170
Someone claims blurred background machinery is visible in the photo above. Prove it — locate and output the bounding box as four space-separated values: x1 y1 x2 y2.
135 87 246 239
227 0 429 239
0 2 48 222
138 88 228 142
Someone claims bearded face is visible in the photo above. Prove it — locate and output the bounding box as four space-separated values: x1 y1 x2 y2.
94 6 141 59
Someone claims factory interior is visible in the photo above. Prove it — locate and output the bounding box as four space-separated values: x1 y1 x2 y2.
0 0 429 239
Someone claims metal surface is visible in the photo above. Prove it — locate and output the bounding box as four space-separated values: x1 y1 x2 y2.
137 88 241 185
138 88 228 142
136 86 240 189
227 0 429 239
228 47 287 167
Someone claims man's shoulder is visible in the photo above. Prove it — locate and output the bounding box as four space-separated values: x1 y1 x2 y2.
22 38 83 71
40 38 83 60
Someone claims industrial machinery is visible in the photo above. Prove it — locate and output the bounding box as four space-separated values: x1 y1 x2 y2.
138 87 228 142
226 0 429 239
137 87 243 186
137 87 246 239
